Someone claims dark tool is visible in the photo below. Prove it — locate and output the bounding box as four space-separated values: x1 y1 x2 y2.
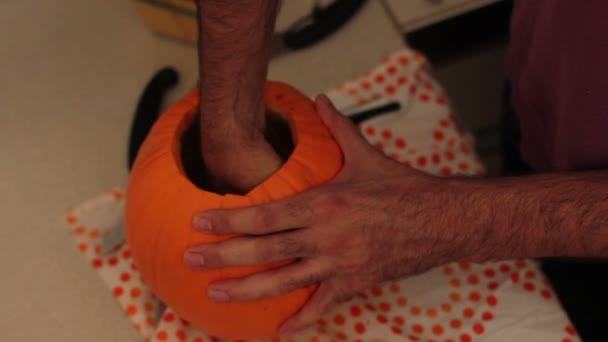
272 0 367 58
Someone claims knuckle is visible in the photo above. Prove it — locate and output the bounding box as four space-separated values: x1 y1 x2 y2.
274 236 314 259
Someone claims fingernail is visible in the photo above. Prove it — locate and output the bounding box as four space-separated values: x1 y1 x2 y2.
208 289 230 302
193 216 213 233
184 251 205 268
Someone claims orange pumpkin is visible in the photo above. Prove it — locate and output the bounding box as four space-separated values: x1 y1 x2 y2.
125 81 343 339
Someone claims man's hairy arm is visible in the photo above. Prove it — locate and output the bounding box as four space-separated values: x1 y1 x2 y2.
455 172 608 261
196 0 282 193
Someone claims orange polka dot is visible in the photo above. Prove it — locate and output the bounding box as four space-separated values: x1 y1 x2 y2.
499 263 511 273
108 257 118 266
89 229 100 239
66 215 77 224
144 302 154 312
130 287 141 298
361 81 372 90
334 314 345 325
410 306 421 315
112 190 124 199
310 337 320 342
113 286 123 297
463 307 475 319
458 162 470 171
449 292 461 302
126 305 137 316
524 282 535 291
399 56 410 65
120 272 131 282
450 319 462 329
441 167 453 176
146 317 155 326
443 265 454 275
372 287 384 296
394 316 405 325
348 88 358 95
450 278 461 287
460 333 471 342
433 131 445 142
390 283 401 293
427 308 438 318
565 325 576 336
397 296 408 307
78 243 88 252
134 323 141 331
175 330 186 341
473 323 485 334
441 303 452 313
417 156 427 167
486 295 498 306
354 322 366 334
432 325 444 336
468 291 481 302
432 153 441 164
75 226 86 235
156 331 168 341
412 324 424 334
94 245 101 254
349 305 361 317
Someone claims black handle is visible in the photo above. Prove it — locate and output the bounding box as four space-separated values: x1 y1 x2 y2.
127 67 179 170
284 0 367 50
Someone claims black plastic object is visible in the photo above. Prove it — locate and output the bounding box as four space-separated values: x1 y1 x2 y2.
348 101 401 124
284 0 367 50
127 67 179 170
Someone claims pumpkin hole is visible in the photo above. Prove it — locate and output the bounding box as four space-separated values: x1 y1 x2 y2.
180 110 295 195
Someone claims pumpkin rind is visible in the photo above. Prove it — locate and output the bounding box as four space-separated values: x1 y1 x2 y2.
125 81 343 339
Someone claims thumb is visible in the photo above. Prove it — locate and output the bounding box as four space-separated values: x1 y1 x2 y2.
314 94 373 163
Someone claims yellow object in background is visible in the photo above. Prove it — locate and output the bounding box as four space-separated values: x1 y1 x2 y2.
134 0 197 44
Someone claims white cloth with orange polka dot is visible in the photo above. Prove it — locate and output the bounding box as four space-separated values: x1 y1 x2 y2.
63 48 580 342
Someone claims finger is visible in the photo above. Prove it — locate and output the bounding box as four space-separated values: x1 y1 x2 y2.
206 258 333 303
278 281 344 336
184 229 319 269
314 95 376 164
193 193 316 235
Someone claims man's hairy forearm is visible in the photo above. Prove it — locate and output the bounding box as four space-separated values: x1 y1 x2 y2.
196 0 280 144
450 172 608 261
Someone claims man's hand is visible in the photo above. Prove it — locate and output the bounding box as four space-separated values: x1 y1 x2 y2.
184 95 482 335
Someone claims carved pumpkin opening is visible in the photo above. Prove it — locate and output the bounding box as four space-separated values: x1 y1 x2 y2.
180 110 295 195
